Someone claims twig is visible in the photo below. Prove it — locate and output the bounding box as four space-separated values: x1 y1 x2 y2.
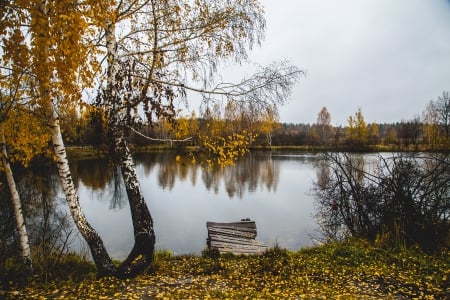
128 126 192 142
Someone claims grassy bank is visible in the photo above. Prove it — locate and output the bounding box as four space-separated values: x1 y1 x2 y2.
1 240 448 299
65 144 440 160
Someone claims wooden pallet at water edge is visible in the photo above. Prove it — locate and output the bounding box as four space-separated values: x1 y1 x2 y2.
206 220 268 255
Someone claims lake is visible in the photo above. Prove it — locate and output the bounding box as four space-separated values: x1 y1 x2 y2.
65 151 325 259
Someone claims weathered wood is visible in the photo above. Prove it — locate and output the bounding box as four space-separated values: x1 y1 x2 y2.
207 221 258 229
208 234 267 246
208 228 257 239
206 220 268 255
210 243 268 255
209 227 256 233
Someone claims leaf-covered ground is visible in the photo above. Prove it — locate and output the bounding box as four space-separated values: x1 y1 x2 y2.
2 241 448 299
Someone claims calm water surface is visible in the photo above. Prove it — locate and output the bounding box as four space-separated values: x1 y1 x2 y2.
68 151 325 259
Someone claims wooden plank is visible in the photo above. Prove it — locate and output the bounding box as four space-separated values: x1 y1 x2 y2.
208 225 257 234
207 221 256 230
209 244 268 254
208 228 257 239
207 221 258 239
207 220 256 227
210 242 268 255
210 245 268 253
208 234 267 246
206 220 268 255
212 247 268 254
208 235 263 245
209 241 267 249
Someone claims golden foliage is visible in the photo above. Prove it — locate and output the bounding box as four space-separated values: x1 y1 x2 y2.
175 112 198 140
1 108 50 168
200 131 253 168
1 0 104 167
346 109 368 145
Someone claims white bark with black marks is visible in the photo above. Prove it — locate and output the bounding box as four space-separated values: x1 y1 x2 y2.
113 133 155 278
1 127 32 272
49 109 116 276
104 20 156 279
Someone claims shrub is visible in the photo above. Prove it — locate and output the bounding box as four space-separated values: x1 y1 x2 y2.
313 152 450 251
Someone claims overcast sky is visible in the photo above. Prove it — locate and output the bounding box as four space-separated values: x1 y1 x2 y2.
242 0 450 125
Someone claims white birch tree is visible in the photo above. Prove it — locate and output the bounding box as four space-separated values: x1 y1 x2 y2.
0 118 33 272
94 0 303 277
0 6 36 274
1 0 117 276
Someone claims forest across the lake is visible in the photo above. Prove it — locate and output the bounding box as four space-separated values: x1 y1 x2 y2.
61 95 450 154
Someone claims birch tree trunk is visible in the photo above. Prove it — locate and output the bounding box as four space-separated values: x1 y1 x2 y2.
1 127 32 272
112 129 155 278
105 21 155 279
49 109 116 277
29 0 116 277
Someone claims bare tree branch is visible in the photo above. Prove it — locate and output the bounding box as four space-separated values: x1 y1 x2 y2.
128 126 192 142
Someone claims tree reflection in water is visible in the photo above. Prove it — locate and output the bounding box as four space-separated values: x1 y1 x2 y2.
0 159 79 279
129 152 281 199
3 152 322 257
71 158 127 210
69 152 281 209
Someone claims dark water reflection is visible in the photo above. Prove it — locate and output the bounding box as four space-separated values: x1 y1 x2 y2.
66 151 321 259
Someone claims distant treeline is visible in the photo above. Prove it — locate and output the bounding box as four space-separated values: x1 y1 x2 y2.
61 116 448 152
269 120 441 150
60 91 449 152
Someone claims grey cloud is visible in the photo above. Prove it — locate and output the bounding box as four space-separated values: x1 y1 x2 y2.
253 0 450 125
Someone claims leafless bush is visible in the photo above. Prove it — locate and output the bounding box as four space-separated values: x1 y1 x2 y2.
313 152 450 251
